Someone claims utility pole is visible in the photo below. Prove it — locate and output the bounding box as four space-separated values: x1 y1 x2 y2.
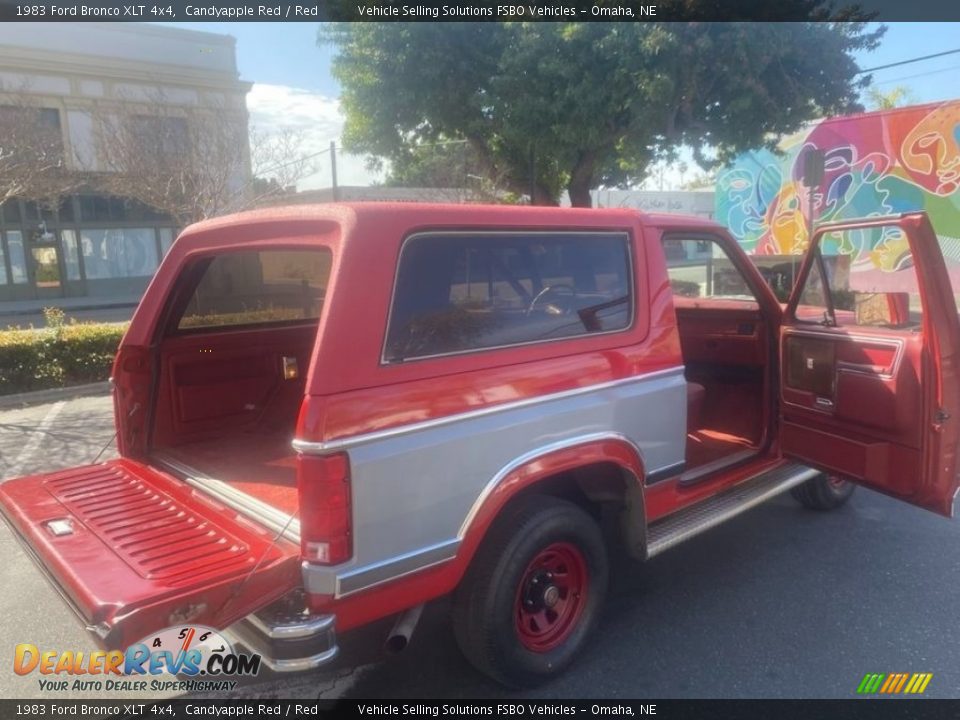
330 141 339 202
529 144 536 205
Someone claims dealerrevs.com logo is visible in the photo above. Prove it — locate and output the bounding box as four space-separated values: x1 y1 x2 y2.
14 625 261 693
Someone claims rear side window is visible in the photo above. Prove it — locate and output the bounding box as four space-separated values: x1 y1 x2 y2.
176 249 331 331
385 232 632 362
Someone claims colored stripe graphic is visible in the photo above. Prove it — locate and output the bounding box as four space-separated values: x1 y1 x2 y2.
857 673 932 694
857 674 885 694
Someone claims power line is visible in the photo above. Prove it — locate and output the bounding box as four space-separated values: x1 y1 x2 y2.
872 62 960 86
857 47 960 75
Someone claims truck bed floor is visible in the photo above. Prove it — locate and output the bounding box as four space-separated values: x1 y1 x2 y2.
157 434 298 515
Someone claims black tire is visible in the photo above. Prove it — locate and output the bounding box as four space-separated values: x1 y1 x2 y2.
790 473 856 511
452 495 608 688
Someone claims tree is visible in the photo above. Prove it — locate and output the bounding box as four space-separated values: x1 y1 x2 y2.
91 97 317 226
865 85 915 110
322 19 882 207
0 98 84 209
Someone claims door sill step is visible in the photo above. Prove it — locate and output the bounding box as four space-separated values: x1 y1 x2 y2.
647 462 820 558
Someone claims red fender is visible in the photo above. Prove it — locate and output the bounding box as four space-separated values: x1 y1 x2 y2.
307 437 645 631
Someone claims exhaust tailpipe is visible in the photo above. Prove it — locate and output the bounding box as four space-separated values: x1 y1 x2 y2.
385 604 424 654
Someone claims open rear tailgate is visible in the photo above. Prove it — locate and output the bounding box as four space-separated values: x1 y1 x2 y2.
0 459 300 649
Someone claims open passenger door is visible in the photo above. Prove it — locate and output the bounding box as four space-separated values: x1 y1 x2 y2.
780 213 960 516
0 459 300 648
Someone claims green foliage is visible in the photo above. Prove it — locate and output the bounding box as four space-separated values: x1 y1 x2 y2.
42 306 66 335
670 279 702 298
865 85 914 110
0 322 127 395
322 18 882 206
178 307 309 329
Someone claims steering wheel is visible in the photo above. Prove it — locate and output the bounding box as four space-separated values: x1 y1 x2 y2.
526 283 578 316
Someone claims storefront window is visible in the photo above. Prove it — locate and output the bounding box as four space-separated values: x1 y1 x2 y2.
62 230 82 281
1 200 19 225
0 243 7 284
159 228 175 256
31 247 61 289
80 228 159 280
6 231 27 284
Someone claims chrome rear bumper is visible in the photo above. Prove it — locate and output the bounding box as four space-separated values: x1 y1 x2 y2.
225 590 338 672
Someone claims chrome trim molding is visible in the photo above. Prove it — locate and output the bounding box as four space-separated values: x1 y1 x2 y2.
152 453 301 544
457 431 646 540
221 627 339 674
814 213 913 232
304 538 461 597
246 612 334 640
293 365 685 456
782 328 905 377
258 646 338 673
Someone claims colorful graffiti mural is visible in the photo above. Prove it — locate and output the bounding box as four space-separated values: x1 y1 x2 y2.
716 101 960 285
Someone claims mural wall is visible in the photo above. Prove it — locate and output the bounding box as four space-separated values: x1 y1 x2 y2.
716 100 960 289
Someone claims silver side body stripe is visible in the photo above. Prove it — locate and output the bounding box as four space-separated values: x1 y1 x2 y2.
298 366 688 597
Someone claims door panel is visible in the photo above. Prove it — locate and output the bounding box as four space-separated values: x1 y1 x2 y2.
782 331 921 441
151 324 315 447
781 213 960 516
674 303 766 367
0 459 299 649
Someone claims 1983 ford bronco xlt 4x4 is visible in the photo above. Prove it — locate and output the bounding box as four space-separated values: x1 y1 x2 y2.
2 203 958 687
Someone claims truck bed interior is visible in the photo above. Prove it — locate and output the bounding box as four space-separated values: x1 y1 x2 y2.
149 323 318 517
677 298 769 475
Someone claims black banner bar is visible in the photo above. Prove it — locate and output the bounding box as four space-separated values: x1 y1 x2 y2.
5 700 960 720
0 0 959 22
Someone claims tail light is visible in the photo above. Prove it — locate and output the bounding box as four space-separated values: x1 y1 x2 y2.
298 453 352 565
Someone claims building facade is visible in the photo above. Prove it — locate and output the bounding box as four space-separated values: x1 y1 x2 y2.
0 23 251 303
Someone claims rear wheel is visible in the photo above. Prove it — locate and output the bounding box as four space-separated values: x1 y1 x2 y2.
790 472 856 511
452 495 608 688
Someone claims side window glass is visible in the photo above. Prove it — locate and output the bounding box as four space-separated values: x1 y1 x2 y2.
794 225 923 329
663 236 759 303
385 233 633 361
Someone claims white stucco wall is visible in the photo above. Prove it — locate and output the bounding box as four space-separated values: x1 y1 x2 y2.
0 22 250 176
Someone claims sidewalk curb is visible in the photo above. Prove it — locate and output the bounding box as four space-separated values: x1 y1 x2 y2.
0 301 139 317
0 381 111 410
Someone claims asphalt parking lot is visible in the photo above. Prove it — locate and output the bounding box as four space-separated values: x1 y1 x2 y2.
2 392 959 700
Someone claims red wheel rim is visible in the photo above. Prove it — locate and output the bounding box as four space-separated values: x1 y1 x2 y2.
514 542 588 653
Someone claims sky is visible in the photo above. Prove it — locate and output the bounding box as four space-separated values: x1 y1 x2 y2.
157 21 960 191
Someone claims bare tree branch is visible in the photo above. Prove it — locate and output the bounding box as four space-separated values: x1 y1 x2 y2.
0 87 85 210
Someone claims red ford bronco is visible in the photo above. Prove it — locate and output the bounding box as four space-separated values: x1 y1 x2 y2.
1 204 958 687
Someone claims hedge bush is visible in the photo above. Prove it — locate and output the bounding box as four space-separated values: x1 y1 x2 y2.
0 320 129 395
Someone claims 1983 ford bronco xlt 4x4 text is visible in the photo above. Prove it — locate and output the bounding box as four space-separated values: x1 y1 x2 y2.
2 203 958 687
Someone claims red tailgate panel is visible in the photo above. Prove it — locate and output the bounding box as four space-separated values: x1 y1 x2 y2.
0 459 300 649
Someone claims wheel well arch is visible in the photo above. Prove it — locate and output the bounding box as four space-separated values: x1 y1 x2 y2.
457 437 649 569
